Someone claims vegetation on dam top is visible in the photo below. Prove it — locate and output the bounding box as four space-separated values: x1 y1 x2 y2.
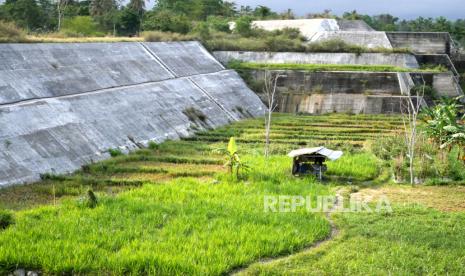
228 61 448 73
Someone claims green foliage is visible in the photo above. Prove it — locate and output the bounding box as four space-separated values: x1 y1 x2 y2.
108 148 123 157
206 16 230 33
117 7 141 36
0 21 26 42
61 16 103 37
227 61 443 73
142 10 192 34
234 16 253 37
85 190 98 208
219 137 249 179
193 21 210 40
147 141 159 150
0 210 14 230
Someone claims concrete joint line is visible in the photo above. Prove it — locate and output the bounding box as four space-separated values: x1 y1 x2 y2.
188 77 238 122
139 42 178 78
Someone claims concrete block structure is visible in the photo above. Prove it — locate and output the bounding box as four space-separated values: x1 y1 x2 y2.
0 42 265 187
225 19 464 114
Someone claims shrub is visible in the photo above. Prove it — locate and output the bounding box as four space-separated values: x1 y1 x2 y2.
109 148 123 157
234 16 253 37
207 16 230 33
143 31 196 42
148 141 159 150
0 210 14 230
264 35 305 52
183 107 207 123
61 16 104 37
306 38 366 53
193 22 210 40
0 21 26 42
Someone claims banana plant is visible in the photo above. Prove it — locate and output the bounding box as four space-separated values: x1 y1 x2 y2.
216 137 249 180
422 96 465 161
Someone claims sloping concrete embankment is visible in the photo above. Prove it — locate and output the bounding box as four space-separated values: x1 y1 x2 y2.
213 51 420 68
0 42 265 187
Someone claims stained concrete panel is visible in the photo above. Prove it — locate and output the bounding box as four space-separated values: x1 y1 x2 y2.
142 41 224 77
213 51 419 68
252 70 402 95
0 43 173 105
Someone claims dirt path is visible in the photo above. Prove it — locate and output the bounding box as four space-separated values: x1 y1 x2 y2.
230 189 344 275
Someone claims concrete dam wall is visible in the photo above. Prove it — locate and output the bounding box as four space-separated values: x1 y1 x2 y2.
249 70 461 114
0 42 265 187
386 32 451 54
213 51 420 68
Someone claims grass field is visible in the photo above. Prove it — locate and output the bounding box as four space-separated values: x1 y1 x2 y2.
1 113 464 275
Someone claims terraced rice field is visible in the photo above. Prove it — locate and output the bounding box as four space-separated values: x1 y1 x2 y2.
4 113 463 275
0 113 400 211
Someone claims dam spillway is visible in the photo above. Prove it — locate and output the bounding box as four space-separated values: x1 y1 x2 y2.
0 42 265 187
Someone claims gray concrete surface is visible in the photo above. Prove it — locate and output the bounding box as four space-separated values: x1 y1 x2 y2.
0 42 265 187
308 31 393 49
213 51 419 68
336 20 374 31
386 32 451 54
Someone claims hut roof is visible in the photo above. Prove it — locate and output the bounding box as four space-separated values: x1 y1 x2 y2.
287 146 343 161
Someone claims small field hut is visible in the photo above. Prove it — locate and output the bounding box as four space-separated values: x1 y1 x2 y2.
288 147 343 180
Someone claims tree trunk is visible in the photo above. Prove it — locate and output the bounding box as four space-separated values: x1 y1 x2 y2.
264 110 272 157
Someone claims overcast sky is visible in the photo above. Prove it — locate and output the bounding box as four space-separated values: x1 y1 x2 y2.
232 0 465 19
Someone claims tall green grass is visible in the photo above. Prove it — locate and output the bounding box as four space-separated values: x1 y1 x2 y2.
244 204 465 275
0 176 330 275
327 153 380 181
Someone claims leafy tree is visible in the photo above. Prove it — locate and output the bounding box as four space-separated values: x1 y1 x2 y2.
90 0 117 32
234 16 252 36
253 5 273 19
2 0 45 31
117 7 139 35
142 10 191 34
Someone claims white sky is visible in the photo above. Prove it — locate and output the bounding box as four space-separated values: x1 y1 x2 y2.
232 0 465 19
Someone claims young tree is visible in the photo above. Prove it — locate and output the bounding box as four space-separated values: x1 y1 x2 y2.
263 71 286 157
56 0 69 31
400 78 426 185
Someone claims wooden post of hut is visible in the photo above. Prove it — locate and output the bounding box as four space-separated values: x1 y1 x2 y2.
288 147 343 180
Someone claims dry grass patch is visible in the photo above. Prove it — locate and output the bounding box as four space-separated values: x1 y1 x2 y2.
355 185 465 212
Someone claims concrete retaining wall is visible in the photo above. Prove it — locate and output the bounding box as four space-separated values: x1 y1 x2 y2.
213 51 419 68
0 42 265 187
386 32 451 54
252 70 402 95
280 93 403 114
